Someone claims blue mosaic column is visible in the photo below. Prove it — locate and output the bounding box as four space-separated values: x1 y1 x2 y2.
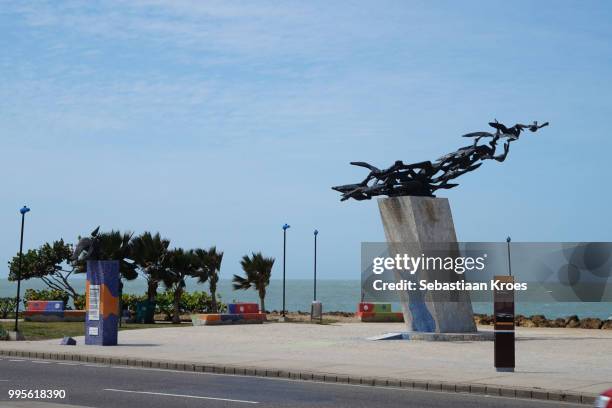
85 260 120 346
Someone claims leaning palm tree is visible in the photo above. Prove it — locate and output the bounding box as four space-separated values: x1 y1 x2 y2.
162 249 203 324
96 230 137 325
131 232 170 303
74 230 136 280
194 247 223 313
233 252 274 313
95 230 137 281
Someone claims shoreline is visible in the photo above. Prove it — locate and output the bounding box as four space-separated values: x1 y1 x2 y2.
2 278 611 319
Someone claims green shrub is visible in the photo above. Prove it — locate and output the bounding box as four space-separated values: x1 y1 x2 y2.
121 293 147 312
183 291 226 314
152 291 225 321
183 291 209 313
0 325 8 341
0 298 17 319
155 291 174 321
73 294 86 310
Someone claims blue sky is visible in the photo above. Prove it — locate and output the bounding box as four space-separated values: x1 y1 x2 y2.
1 1 611 280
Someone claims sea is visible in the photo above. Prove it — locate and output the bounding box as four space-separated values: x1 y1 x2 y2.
0 278 610 319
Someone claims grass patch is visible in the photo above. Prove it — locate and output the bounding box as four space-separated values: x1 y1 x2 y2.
0 321 191 341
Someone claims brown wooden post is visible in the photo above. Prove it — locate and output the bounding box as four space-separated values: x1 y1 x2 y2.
494 275 515 372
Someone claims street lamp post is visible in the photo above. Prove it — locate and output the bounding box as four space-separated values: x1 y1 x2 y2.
313 229 318 301
506 236 512 276
282 223 290 319
15 205 30 333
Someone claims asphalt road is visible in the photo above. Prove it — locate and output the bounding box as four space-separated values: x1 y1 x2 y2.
0 358 585 408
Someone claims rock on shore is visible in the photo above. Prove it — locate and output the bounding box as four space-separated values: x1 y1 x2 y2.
473 313 611 329
265 311 612 329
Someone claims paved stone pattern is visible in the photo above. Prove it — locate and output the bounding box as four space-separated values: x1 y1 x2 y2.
1 323 610 405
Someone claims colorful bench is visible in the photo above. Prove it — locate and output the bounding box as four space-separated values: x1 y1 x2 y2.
191 303 266 326
27 300 64 312
356 302 404 322
24 300 86 322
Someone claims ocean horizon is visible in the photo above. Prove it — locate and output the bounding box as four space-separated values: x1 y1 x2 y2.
0 278 610 319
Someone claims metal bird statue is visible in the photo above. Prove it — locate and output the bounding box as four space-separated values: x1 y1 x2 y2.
332 120 548 201
71 226 101 261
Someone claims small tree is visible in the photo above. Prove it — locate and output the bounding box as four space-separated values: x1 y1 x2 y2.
194 247 223 313
8 240 79 302
233 252 274 312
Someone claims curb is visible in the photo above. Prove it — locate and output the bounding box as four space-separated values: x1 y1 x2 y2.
0 348 596 405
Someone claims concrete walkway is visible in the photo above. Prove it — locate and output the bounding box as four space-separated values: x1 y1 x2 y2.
1 323 610 402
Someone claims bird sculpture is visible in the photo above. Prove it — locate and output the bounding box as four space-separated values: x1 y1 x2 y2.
71 226 101 261
332 120 548 201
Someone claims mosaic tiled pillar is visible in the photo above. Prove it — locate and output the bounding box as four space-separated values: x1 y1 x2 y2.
85 260 120 345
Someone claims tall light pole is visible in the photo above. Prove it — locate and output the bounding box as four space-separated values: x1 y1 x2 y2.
313 229 318 301
15 205 30 333
282 223 290 319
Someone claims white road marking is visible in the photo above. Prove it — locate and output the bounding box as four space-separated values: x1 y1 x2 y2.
0 359 579 406
31 360 52 364
104 388 259 404
8 359 25 362
110 366 161 371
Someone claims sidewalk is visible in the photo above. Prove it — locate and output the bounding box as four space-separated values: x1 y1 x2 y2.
1 322 610 404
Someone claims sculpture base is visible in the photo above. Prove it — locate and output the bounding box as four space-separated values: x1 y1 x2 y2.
85 260 120 346
378 196 476 333
368 331 494 341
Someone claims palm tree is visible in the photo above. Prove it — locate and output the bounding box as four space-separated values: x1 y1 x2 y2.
93 230 138 281
94 230 137 325
194 247 223 312
233 252 274 313
162 249 204 324
131 232 170 303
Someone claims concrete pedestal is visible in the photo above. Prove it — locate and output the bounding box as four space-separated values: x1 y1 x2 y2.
378 196 476 333
7 331 25 341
